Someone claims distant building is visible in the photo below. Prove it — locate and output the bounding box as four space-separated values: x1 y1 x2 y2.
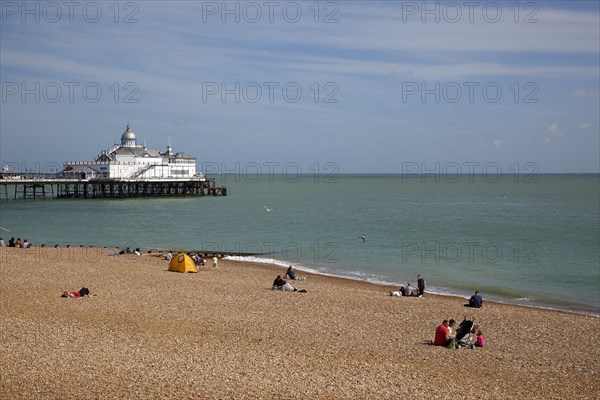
63 124 201 180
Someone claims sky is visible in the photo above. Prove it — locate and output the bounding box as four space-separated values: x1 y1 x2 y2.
1 0 599 174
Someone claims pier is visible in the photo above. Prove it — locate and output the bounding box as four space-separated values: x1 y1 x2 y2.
0 124 228 200
0 174 227 200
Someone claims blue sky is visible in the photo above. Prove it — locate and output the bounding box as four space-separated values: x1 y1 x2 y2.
1 1 598 173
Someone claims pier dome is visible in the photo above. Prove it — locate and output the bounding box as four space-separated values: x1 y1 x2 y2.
121 124 137 147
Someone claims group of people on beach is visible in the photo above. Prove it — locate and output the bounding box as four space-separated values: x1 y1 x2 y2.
164 251 219 268
435 319 485 349
272 266 307 293
432 290 485 349
2 237 31 248
390 274 426 297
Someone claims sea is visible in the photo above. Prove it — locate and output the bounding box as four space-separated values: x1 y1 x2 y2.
1 173 598 316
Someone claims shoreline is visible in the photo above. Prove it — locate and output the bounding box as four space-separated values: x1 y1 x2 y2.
226 255 600 318
1 246 598 398
2 243 597 317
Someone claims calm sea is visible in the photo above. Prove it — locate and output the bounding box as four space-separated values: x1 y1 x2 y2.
1 174 598 315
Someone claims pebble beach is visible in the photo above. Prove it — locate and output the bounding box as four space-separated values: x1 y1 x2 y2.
1 247 598 399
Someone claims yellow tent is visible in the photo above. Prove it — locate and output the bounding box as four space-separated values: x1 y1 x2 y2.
168 254 198 273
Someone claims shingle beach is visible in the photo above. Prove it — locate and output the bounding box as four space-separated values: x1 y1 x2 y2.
1 247 598 399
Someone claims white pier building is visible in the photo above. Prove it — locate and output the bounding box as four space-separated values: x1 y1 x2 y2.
63 124 201 180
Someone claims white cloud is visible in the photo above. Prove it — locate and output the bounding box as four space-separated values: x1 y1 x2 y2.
1 2 599 172
577 123 593 130
543 122 569 143
546 122 568 136
569 89 600 98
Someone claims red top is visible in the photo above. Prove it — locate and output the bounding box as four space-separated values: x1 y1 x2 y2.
476 335 485 347
434 324 449 345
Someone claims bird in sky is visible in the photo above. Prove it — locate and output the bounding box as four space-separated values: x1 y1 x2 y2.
359 235 366 242
263 205 276 212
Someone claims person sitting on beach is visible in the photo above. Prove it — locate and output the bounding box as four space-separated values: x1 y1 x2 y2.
474 330 485 347
404 282 418 296
22 239 30 248
165 251 173 261
284 265 297 279
61 287 90 298
8 237 15 247
448 319 457 339
283 265 305 280
192 254 201 266
0 237 4 247
15 238 22 248
434 320 452 346
466 290 483 308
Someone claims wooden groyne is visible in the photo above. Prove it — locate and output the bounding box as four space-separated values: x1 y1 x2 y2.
138 247 268 259
1 245 267 260
0 176 227 200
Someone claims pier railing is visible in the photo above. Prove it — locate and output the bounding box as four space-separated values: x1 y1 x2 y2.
0 175 227 200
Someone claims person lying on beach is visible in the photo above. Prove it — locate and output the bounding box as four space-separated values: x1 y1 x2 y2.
61 287 90 298
390 285 405 296
272 275 307 293
108 247 132 256
273 275 286 289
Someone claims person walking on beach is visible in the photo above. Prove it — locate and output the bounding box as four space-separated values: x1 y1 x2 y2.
417 274 425 297
212 256 218 268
